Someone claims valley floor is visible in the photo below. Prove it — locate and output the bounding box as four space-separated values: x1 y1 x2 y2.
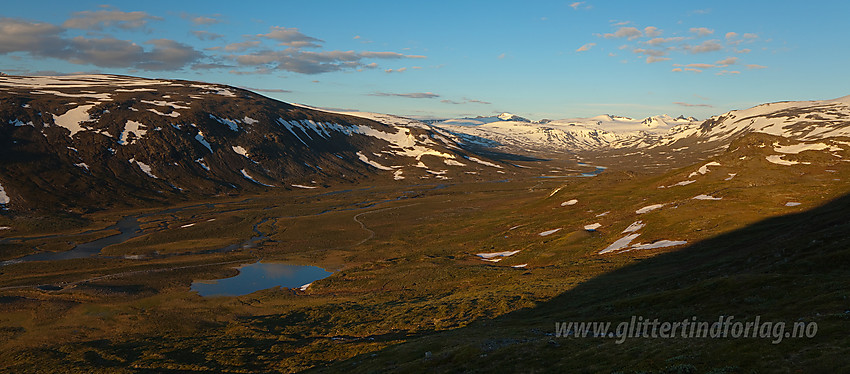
1 142 849 373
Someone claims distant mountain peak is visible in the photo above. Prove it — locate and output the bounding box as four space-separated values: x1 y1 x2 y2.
497 113 529 122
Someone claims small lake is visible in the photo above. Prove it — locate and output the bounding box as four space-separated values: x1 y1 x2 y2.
191 261 333 297
538 165 607 178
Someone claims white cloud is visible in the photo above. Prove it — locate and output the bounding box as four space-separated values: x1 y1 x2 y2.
674 63 715 68
645 37 685 46
725 32 738 40
604 27 642 40
256 26 324 48
715 57 738 66
63 9 162 30
191 16 221 25
689 27 714 36
644 26 662 37
633 48 667 57
688 40 722 53
576 43 596 52
221 41 261 52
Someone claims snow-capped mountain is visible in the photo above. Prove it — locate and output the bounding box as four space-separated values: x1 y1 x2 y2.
435 112 530 127
433 113 697 151
0 75 508 212
431 96 850 152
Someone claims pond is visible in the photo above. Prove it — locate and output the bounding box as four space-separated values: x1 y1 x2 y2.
191 261 333 297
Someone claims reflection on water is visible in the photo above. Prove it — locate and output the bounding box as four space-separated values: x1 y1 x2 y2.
191 261 333 297
1 216 141 265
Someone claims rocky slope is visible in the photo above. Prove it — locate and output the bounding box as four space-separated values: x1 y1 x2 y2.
0 75 509 213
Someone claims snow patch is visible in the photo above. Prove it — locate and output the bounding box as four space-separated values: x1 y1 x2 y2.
118 120 147 145
622 221 645 233
240 169 274 187
195 132 213 152
538 228 561 236
195 158 210 171
774 142 831 154
689 161 721 177
232 145 249 157
561 199 578 206
356 151 393 171
636 204 664 214
466 156 502 168
52 104 95 136
693 194 722 200
584 223 602 231
444 159 466 167
292 184 318 189
766 155 805 165
147 108 180 117
630 240 688 251
129 158 157 179
211 115 240 131
785 202 801 207
476 250 521 262
600 234 641 254
0 182 10 205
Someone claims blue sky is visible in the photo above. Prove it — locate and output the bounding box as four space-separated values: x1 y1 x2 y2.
2 1 848 120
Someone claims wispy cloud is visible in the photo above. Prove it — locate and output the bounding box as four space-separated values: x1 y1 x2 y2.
569 2 591 10
746 64 767 69
673 101 713 108
576 43 596 52
385 67 408 73
674 63 716 68
441 97 491 105
646 56 671 63
715 57 737 66
191 30 223 41
238 86 292 93
370 92 439 99
716 70 740 75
